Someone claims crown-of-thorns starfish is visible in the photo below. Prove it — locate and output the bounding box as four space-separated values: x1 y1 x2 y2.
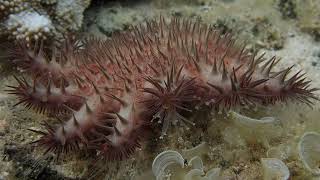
6 16 318 161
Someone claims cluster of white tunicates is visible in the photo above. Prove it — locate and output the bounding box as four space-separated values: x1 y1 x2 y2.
226 111 320 179
151 142 221 180
147 130 320 179
262 131 320 179
260 131 320 180
184 156 220 180
135 108 320 180
150 145 292 180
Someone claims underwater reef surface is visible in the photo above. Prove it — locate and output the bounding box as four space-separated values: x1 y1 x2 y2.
0 0 320 179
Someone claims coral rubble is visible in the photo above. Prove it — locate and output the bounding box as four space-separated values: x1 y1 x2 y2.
0 0 91 42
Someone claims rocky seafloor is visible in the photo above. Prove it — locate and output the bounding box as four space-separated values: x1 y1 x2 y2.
0 0 320 179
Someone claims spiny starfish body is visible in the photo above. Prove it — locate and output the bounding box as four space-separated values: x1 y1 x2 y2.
7 17 317 161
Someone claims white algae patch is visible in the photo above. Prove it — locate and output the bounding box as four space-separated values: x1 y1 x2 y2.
151 143 221 180
227 111 282 147
298 132 320 176
152 150 185 180
206 168 221 180
184 168 221 180
267 145 291 160
261 158 290 180
188 156 204 170
228 111 279 128
182 142 209 159
184 169 204 180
